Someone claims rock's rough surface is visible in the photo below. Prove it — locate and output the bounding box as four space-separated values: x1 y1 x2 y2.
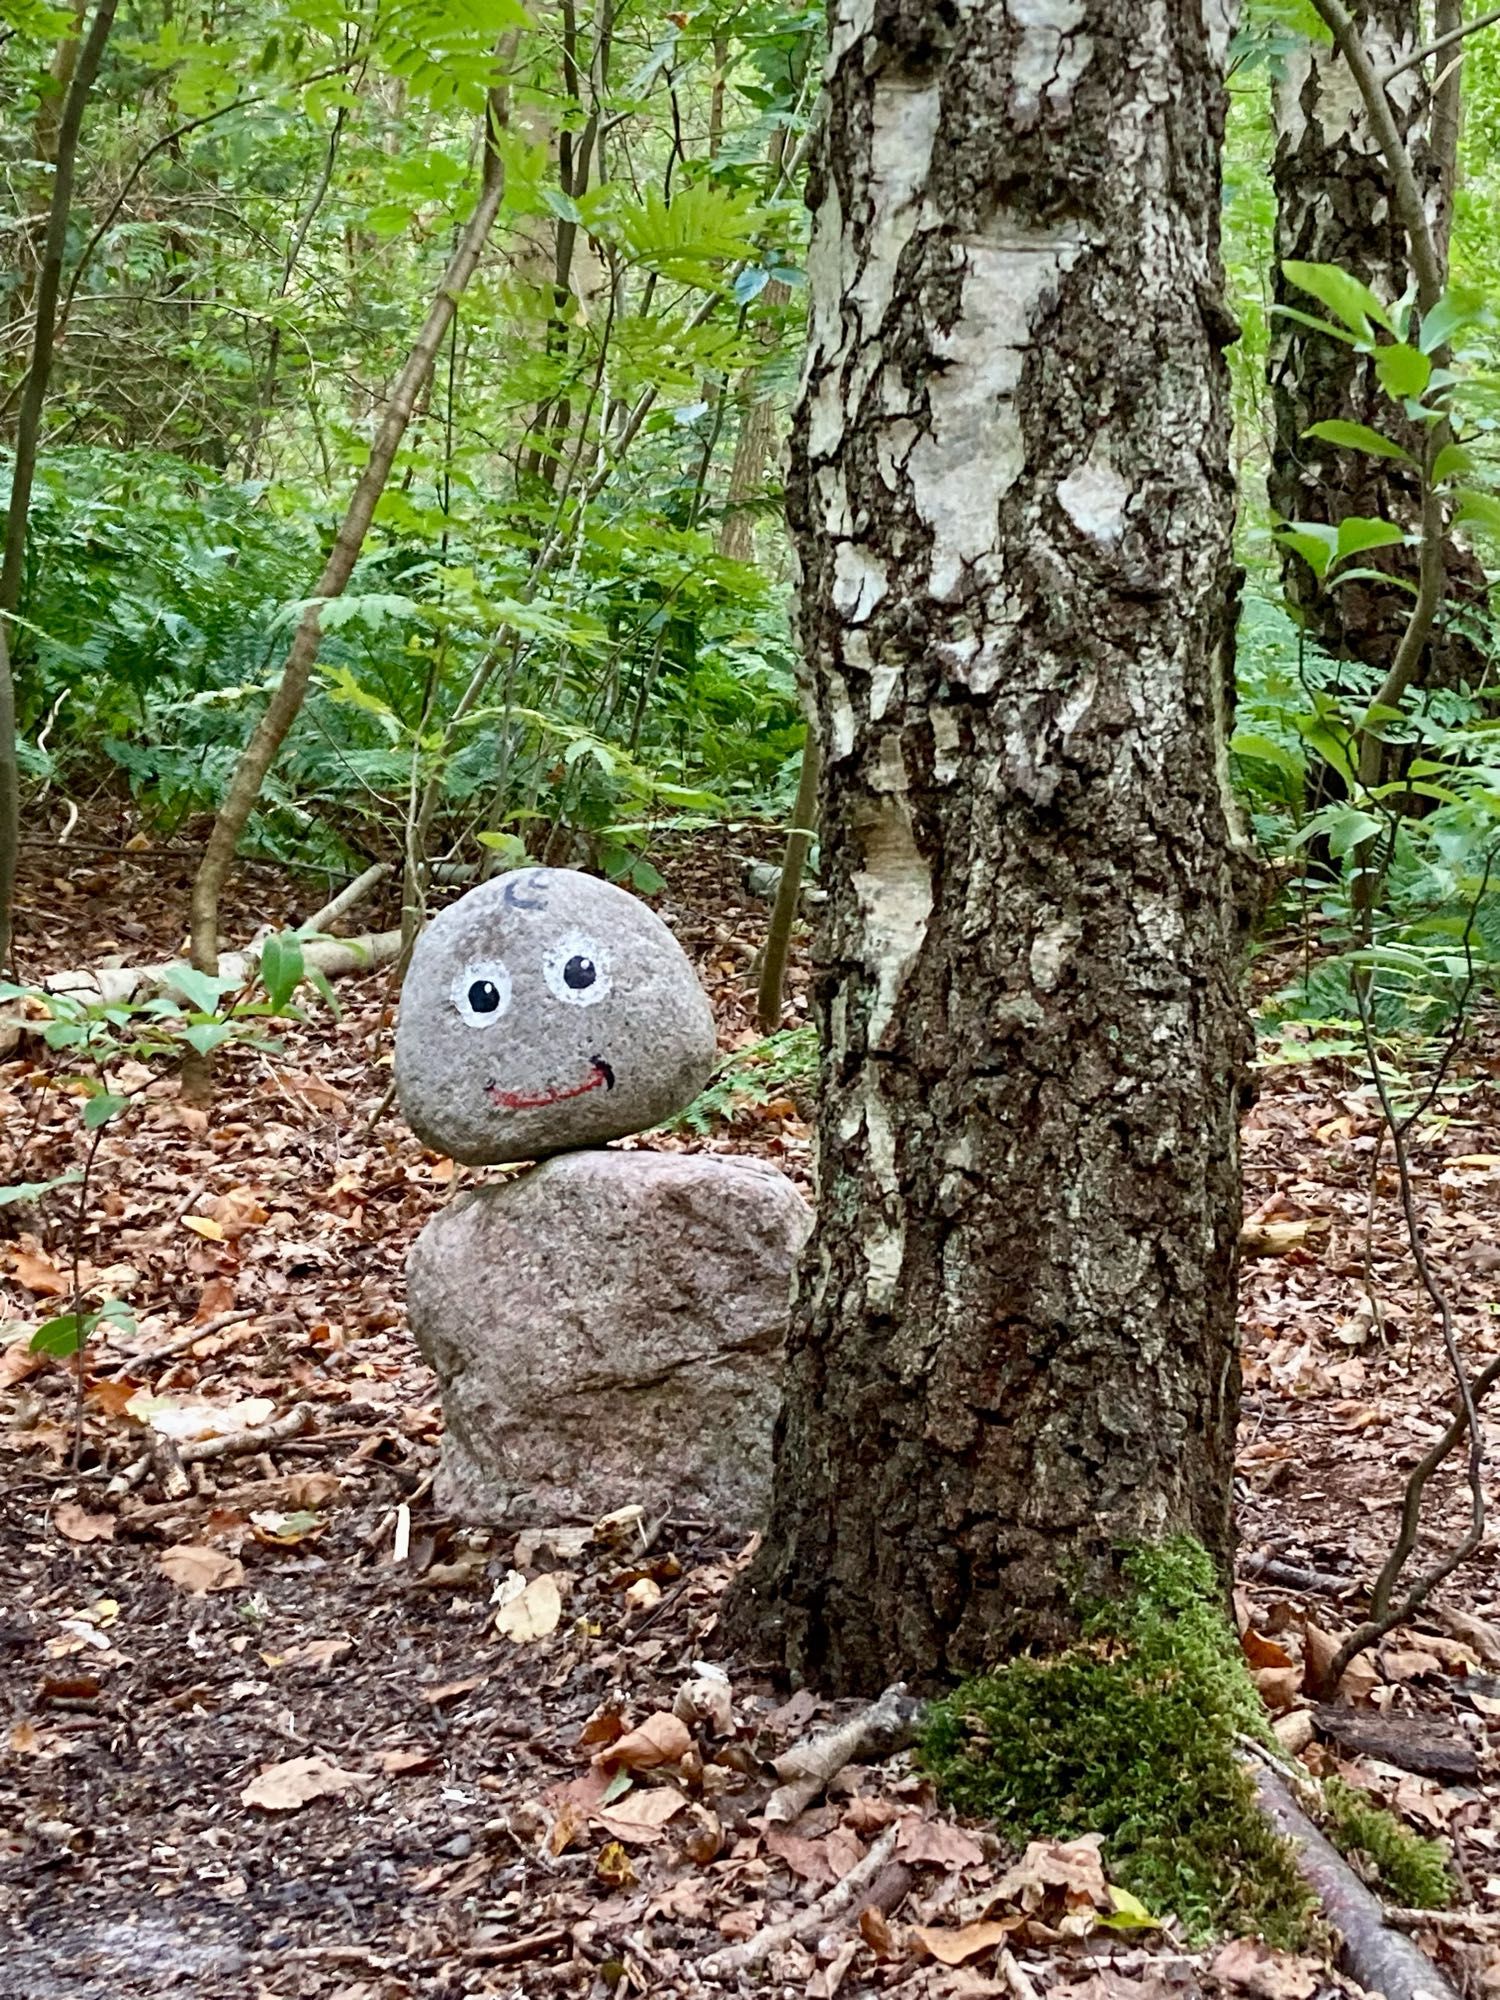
407 1149 811 1527
395 868 718 1164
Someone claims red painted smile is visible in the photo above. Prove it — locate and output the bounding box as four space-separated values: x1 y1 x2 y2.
485 1057 615 1111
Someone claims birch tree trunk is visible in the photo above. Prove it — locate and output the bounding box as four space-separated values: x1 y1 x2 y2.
726 0 1249 1691
1269 3 1482 696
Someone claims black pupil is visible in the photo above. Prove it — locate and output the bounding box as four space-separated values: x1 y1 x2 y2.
468 979 500 1014
564 956 596 991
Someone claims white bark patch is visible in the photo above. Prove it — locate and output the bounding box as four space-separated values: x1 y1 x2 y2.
832 544 889 623
806 178 846 368
854 81 941 343
1029 917 1080 992
818 464 854 539
862 1219 906 1308
870 659 901 721
1198 0 1237 69
1007 0 1091 117
854 794 932 1043
907 232 1081 600
931 709 961 782
1057 443 1131 543
827 0 875 71
826 678 857 762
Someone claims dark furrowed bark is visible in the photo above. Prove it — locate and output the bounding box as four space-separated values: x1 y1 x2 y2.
726 0 1249 1692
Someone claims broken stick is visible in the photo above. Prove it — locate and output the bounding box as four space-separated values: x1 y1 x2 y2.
765 1682 924 1825
699 1821 901 1980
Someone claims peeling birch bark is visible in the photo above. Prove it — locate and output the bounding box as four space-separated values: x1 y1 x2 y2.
727 0 1249 1689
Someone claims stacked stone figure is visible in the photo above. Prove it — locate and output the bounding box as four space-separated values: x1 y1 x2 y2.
395 868 810 1528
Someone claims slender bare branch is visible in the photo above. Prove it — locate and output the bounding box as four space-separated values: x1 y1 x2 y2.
1381 3 1500 85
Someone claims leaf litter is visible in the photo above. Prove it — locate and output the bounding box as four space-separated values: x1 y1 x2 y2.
2 833 1500 1996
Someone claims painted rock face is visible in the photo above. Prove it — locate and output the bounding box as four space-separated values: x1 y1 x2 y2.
394 868 718 1164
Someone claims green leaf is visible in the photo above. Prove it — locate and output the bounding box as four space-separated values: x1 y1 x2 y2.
30 1312 91 1358
1419 284 1488 354
1327 566 1418 595
1283 261 1394 338
1373 343 1431 400
169 965 234 1014
1303 419 1411 462
1297 804 1383 858
0 1172 82 1207
1275 524 1338 578
1432 443 1475 484
630 859 666 895
184 1022 234 1056
259 933 304 1014
1454 488 1500 537
1101 1887 1160 1932
83 1091 128 1130
1271 305 1361 347
1335 516 1406 560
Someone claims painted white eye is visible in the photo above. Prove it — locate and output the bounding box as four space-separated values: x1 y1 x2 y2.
542 932 611 1007
451 960 512 1027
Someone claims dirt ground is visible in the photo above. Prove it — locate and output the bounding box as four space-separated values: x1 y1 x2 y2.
5 819 1500 2000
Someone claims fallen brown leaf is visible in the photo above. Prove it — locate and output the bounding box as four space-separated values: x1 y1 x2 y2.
594 1785 686 1844
494 1572 563 1643
159 1544 245 1595
241 1755 367 1812
913 1921 1013 1967
10 1241 68 1296
54 1502 116 1544
1211 1939 1320 2000
596 1710 691 1771
898 1817 987 1870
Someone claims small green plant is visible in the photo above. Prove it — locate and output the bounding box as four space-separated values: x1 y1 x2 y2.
1321 1778 1453 1910
668 1023 817 1133
920 1541 1314 1946
1 933 331 1457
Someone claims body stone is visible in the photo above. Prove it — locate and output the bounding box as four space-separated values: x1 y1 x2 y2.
406 1149 812 1527
395 868 718 1163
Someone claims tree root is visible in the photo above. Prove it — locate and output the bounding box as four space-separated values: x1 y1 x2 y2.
1251 1766 1460 2000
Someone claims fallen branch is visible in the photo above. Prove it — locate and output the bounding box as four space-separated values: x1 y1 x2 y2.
1251 1767 1460 2000
766 1683 924 1825
699 1821 901 1980
298 862 391 937
43 929 401 1008
1238 1551 1361 1599
107 1402 314 1496
93 1308 258 1377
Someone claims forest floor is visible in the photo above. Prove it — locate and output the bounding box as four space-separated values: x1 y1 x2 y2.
4 821 1500 2000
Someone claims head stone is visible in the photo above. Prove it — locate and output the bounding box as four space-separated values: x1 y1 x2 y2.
394 868 719 1164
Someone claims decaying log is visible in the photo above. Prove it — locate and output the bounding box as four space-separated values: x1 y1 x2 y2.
1252 1766 1460 2000
1314 1705 1480 1781
765 1683 924 1825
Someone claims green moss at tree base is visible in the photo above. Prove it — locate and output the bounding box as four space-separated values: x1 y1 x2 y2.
920 1541 1316 1947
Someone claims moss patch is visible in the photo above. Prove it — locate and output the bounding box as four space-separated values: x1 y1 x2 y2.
1321 1779 1453 1910
920 1541 1315 1946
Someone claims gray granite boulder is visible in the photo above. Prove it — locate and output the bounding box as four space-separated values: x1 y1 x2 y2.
395 868 718 1164
406 1149 811 1528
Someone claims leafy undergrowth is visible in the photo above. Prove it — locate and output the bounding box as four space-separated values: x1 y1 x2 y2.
922 1543 1315 1948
